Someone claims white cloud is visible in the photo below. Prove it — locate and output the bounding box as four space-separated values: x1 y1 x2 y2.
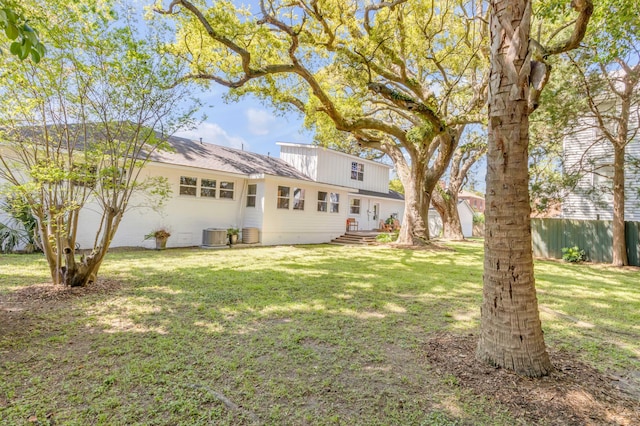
245 108 275 136
174 122 248 150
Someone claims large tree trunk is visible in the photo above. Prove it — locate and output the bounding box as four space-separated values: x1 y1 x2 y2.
388 147 430 245
477 0 552 377
432 188 465 240
612 144 627 266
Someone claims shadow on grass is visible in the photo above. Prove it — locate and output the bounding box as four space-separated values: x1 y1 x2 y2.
1 243 638 425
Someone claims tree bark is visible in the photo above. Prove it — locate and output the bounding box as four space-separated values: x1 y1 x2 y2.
477 0 552 377
391 148 430 244
432 188 465 240
612 144 627 266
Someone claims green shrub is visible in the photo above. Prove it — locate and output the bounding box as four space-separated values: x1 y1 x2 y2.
562 246 586 263
473 213 485 224
376 230 399 243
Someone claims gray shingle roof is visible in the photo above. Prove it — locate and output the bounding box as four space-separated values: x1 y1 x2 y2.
357 189 404 200
150 136 312 181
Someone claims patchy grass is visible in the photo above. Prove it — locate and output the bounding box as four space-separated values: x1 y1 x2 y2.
0 241 638 425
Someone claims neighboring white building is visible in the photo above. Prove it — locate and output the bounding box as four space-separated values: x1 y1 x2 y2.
457 200 475 238
562 112 640 221
63 138 404 249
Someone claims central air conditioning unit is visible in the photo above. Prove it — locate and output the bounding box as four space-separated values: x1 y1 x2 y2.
242 227 259 244
202 228 228 246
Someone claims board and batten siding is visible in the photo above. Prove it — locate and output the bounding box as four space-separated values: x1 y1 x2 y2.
279 143 391 193
278 145 319 181
260 176 348 245
315 148 390 193
562 113 640 221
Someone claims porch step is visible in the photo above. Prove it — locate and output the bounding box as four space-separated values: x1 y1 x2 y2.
330 232 379 245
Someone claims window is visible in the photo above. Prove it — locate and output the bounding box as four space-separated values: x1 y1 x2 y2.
277 186 290 209
592 165 614 202
201 179 216 198
180 176 197 196
350 198 361 214
247 184 257 207
317 191 328 212
293 188 305 210
219 181 234 199
351 162 364 181
330 192 340 213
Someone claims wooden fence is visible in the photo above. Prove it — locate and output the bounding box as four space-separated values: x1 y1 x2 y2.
531 218 640 266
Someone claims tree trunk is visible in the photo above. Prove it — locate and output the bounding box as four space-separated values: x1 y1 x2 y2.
612 144 627 266
388 147 430 245
432 189 465 240
477 0 552 377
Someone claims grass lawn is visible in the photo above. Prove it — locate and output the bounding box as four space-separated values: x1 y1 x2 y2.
0 241 638 425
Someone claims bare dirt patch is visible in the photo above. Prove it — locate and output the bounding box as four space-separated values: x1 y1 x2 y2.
424 332 640 425
0 279 122 337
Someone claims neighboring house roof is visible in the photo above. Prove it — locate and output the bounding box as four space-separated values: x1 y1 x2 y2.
151 137 313 181
357 189 404 201
459 190 485 199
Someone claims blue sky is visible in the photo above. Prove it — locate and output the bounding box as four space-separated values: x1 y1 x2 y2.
173 87 312 157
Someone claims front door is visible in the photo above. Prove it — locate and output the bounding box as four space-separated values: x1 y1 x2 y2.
367 201 381 230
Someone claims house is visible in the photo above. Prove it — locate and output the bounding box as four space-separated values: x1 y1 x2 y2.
457 200 475 238
459 190 485 213
67 138 405 249
561 112 640 221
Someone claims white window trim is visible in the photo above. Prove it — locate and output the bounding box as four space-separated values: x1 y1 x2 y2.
277 185 290 209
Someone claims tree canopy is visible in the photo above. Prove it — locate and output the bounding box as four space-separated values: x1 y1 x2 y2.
0 0 45 62
155 0 490 244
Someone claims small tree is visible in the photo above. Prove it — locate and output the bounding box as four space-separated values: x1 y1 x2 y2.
0 1 197 286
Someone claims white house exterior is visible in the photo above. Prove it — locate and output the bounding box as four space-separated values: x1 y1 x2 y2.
562 113 640 221
278 143 405 231
5 138 405 249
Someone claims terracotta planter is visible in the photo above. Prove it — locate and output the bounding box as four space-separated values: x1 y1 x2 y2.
155 237 168 250
229 234 238 245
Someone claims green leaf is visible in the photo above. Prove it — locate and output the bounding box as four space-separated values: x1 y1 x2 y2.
29 48 40 63
9 41 20 56
18 40 30 60
3 8 17 24
35 42 45 58
5 22 18 40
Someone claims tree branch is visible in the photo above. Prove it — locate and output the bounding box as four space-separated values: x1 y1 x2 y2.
367 82 445 132
545 0 594 56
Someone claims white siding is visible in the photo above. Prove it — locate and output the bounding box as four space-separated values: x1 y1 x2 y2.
279 143 391 193
86 163 246 249
315 149 390 193
278 145 319 180
458 201 475 238
261 177 348 244
562 113 640 221
347 194 404 231
241 180 265 230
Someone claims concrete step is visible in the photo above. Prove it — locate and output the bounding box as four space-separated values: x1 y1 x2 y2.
330 232 380 245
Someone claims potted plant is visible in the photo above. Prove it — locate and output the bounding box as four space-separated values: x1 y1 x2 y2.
145 228 171 250
227 227 239 245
